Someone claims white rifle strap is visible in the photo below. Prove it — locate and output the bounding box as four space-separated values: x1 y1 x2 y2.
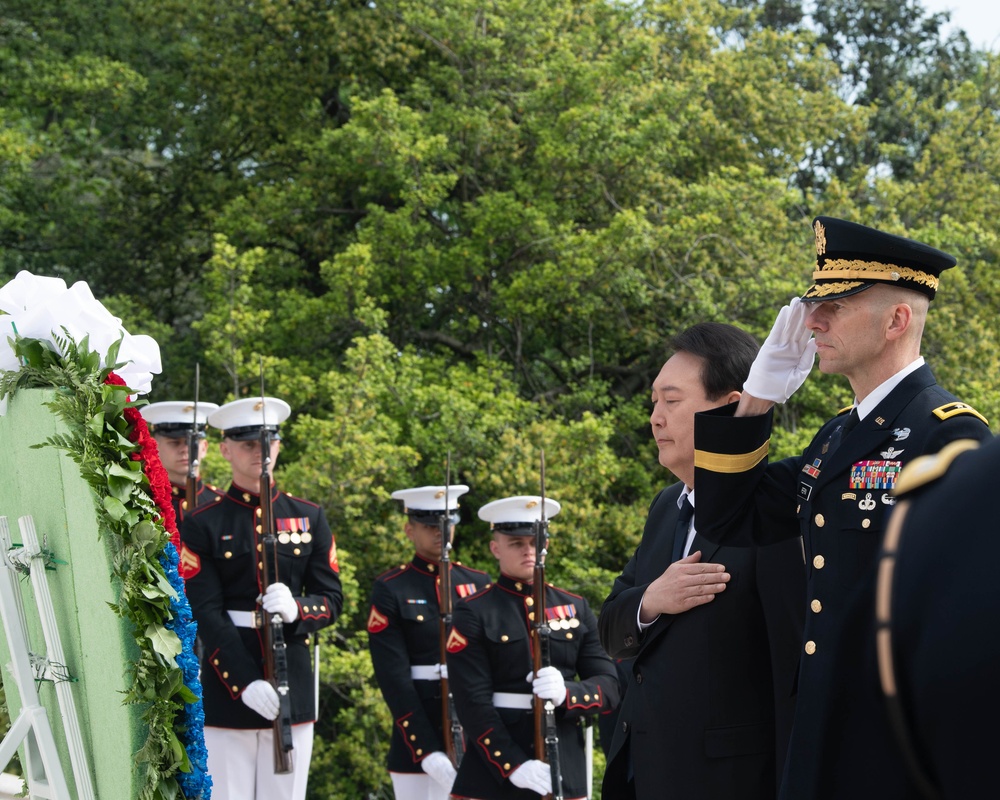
0 516 71 799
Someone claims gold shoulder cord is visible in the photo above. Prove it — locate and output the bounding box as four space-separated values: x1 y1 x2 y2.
876 501 941 800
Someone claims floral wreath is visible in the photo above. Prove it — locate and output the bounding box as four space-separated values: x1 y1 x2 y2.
0 272 210 799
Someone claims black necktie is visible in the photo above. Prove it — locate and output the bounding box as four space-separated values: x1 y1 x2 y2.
842 407 860 437
827 408 860 455
671 498 694 563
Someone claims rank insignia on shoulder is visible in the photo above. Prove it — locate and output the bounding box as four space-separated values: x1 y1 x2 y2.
891 439 981 497
445 628 468 653
367 605 389 634
932 402 989 426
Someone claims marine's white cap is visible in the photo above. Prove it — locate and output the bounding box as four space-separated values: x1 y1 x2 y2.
207 397 291 441
478 495 562 535
392 485 470 524
141 400 220 438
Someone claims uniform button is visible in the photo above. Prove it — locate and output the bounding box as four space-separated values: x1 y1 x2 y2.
815 514 825 527
584 694 590 701
222 671 229 679
410 734 416 741
528 612 535 621
635 673 643 685
624 635 634 647
213 659 220 666
293 548 301 555
416 749 423 756
483 738 490 745
416 615 424 622
256 525 262 533
813 555 825 569
258 562 263 570
862 519 871 529
525 597 534 607
224 551 232 559
810 599 822 613
321 605 327 612
402 721 409 728
796 504 801 514
232 685 239 692
571 696 577 703
622 721 628 733
805 641 817 655
257 544 262 552
494 750 501 757
504 763 511 771
566 633 573 640
501 635 509 642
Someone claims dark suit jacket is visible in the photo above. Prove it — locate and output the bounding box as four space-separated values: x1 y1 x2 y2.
599 483 804 800
693 364 991 800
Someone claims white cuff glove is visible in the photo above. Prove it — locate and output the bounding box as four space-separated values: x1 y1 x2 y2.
261 582 299 623
527 666 566 707
438 662 449 681
241 679 280 720
743 297 817 403
421 751 457 791
510 759 552 796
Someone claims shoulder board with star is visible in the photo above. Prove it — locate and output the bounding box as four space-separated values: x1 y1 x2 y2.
931 401 989 426
891 439 981 498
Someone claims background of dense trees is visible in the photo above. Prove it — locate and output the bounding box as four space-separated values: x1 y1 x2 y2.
3 0 999 796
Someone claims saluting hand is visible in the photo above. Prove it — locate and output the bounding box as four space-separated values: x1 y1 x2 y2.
638 551 729 622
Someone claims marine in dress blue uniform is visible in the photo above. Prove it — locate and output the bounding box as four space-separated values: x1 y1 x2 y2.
180 397 343 800
692 217 991 800
447 496 620 800
368 484 492 800
140 400 225 522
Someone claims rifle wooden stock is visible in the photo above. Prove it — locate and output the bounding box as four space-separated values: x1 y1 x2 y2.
259 430 294 775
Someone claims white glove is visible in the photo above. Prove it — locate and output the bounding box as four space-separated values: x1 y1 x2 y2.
527 666 566 707
261 582 299 623
241 679 280 720
743 297 817 403
509 759 552 796
421 751 457 791
438 662 449 681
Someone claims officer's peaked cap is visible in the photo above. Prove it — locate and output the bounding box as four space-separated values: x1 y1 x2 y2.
802 216 957 302
392 485 469 525
478 495 562 536
208 397 291 441
141 400 220 438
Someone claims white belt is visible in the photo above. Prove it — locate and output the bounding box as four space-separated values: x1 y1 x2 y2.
410 665 442 681
492 692 533 710
227 609 262 629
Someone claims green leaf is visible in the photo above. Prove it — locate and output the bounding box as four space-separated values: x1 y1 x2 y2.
144 623 182 662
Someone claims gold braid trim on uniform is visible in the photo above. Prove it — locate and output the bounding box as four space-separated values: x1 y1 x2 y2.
931 402 989 427
876 498 909 697
812 259 939 291
890 438 981 496
694 440 769 473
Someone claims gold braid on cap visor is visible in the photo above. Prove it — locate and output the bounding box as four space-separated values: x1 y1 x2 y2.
808 258 939 296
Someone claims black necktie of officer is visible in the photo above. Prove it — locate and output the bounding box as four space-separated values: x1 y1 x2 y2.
671 497 695 563
828 407 860 455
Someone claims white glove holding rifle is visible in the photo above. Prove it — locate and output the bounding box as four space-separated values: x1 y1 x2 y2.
421 751 457 791
510 759 552 796
742 297 817 403
241 679 280 720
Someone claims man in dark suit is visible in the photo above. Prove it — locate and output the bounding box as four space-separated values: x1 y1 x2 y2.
693 217 991 800
599 322 805 800
873 436 999 799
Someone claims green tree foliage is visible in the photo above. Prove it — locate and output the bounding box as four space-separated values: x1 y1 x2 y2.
3 0 1000 795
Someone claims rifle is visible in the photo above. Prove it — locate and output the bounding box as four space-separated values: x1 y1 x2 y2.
184 363 200 517
257 361 294 774
531 451 564 800
438 453 465 768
